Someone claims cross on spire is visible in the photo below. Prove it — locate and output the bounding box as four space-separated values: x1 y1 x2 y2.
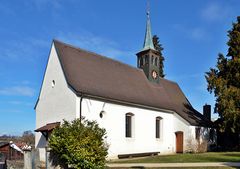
147 0 150 16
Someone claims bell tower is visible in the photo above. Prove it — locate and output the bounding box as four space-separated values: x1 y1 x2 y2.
136 7 161 83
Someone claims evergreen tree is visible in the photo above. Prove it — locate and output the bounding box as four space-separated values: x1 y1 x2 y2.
205 16 240 132
153 35 165 78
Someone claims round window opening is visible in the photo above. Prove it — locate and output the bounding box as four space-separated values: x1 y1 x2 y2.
99 111 105 118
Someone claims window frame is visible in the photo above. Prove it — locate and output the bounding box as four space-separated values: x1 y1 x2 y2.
139 57 143 67
151 55 154 64
145 55 149 64
195 127 201 140
154 57 158 66
156 116 162 139
125 113 134 138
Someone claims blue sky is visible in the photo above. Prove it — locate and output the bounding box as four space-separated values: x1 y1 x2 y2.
0 0 239 135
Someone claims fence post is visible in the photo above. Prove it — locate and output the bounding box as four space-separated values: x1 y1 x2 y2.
23 149 32 169
45 145 52 169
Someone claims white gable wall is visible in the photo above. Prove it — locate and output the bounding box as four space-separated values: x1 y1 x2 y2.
80 98 196 159
35 44 78 161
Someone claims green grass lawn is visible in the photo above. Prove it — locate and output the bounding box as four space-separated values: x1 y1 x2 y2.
110 152 240 163
108 167 239 169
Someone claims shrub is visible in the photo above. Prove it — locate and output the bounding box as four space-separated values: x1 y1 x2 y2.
48 118 108 169
185 138 208 153
196 139 208 153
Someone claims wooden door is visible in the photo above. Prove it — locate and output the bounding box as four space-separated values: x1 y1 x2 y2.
175 131 183 153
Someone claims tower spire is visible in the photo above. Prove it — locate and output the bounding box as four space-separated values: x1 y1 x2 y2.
142 1 155 51
136 1 160 83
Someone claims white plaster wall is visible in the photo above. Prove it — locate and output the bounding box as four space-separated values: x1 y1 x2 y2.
35 43 77 161
81 98 195 159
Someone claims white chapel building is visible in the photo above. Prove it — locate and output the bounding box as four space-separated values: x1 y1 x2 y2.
35 11 213 161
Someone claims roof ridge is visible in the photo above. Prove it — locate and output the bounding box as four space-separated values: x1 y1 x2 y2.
53 39 143 73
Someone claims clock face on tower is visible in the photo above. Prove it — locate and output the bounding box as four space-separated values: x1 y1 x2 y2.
151 70 158 79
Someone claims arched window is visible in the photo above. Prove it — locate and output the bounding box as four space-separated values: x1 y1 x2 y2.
139 57 143 67
195 127 201 141
156 116 162 139
151 55 154 64
126 113 134 138
145 55 149 64
155 57 158 66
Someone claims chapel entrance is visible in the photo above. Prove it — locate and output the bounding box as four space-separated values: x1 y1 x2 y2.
175 131 183 153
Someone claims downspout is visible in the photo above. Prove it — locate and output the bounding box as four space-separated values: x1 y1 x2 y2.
45 132 49 169
80 96 83 123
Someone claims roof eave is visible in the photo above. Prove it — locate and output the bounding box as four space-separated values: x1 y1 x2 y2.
76 92 175 114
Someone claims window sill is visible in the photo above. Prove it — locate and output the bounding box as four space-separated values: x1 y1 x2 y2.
125 137 135 141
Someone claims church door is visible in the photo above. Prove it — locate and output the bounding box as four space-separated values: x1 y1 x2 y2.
175 131 183 153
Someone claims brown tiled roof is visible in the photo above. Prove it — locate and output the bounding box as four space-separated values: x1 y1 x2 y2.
35 122 60 132
53 40 212 127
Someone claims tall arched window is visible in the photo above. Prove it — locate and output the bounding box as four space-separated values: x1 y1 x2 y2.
139 57 143 67
126 113 134 138
195 127 201 141
145 55 149 64
151 55 154 64
154 57 158 66
156 116 162 139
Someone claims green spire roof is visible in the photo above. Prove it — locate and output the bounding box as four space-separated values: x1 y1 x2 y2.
142 11 155 51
